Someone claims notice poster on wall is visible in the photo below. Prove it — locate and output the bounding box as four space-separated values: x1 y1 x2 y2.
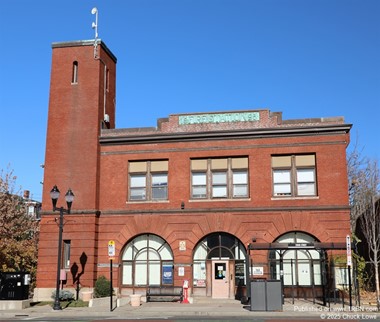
252 266 264 276
179 241 186 251
162 265 173 284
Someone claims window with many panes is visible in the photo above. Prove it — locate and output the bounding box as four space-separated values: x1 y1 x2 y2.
129 160 168 201
272 154 317 197
191 157 249 199
269 232 321 286
122 234 174 286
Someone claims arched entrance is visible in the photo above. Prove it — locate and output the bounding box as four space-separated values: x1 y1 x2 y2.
121 234 174 289
193 232 246 299
269 231 323 299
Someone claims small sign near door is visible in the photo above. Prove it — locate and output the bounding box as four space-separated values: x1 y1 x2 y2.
178 266 185 276
215 263 226 279
252 266 264 276
162 265 173 284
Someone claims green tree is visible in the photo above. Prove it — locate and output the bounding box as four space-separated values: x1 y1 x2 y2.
0 166 39 292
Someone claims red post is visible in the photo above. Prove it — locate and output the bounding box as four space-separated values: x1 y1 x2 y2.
182 279 190 304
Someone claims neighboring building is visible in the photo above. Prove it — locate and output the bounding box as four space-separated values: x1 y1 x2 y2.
23 190 41 220
34 39 352 302
0 190 41 220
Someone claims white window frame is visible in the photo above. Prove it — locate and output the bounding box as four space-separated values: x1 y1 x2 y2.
121 234 173 287
151 173 168 200
272 155 317 197
130 174 147 200
191 158 249 200
129 161 168 201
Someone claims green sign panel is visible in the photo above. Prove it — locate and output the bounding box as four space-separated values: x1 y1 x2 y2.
179 112 260 125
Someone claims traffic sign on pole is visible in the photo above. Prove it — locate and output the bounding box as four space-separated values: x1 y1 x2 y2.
346 235 352 267
108 240 115 259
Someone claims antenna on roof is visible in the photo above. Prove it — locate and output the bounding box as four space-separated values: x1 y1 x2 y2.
91 7 99 58
91 7 99 39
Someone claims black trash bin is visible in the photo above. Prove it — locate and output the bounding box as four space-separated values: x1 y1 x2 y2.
0 272 30 300
250 279 282 311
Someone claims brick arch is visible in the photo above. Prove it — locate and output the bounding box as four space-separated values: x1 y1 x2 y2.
270 211 338 244
115 215 171 253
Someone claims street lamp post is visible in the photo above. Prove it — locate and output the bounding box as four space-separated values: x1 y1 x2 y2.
50 185 75 311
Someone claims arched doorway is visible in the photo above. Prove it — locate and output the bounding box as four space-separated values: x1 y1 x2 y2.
269 231 323 298
121 234 174 289
193 232 246 299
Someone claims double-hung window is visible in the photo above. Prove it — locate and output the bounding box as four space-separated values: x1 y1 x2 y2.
212 171 227 198
129 160 168 201
151 173 168 199
272 155 317 197
233 170 249 198
192 172 207 198
191 157 249 200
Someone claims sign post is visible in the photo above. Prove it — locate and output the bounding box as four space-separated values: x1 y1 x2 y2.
108 240 115 312
346 235 352 310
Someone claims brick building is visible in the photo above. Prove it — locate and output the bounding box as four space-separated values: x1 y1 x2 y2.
34 39 352 302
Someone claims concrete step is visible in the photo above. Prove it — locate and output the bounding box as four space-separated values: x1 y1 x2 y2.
192 297 241 304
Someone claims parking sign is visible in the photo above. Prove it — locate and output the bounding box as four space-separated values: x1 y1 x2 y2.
346 235 352 267
108 240 115 258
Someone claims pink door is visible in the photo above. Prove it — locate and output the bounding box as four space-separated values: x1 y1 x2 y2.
211 260 229 298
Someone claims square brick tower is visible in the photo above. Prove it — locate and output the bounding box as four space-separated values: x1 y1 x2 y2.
35 40 117 300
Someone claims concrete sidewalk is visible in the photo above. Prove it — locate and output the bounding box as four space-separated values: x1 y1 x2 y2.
0 298 379 320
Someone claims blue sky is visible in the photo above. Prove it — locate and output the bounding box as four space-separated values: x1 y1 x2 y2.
0 0 379 201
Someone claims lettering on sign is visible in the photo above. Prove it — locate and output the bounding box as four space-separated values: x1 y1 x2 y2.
108 240 115 258
179 112 260 125
252 266 264 276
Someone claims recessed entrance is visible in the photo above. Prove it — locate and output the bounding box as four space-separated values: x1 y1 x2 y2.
193 232 246 299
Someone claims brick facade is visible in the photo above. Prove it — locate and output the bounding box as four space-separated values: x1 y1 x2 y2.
34 40 351 301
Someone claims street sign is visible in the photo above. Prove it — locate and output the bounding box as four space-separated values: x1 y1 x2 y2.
346 235 352 267
108 240 115 258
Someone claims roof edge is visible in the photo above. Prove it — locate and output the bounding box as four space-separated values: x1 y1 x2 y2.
51 39 117 63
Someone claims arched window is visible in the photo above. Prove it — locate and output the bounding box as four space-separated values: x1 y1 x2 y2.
193 232 246 288
121 234 173 286
269 232 322 286
72 61 78 84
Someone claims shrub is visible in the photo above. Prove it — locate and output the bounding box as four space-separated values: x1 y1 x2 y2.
51 289 75 301
94 275 113 298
